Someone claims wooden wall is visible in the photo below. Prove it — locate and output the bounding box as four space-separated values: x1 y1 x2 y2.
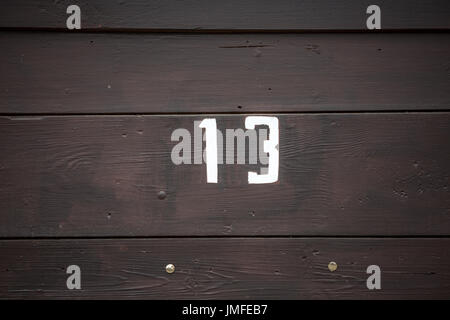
0 0 449 299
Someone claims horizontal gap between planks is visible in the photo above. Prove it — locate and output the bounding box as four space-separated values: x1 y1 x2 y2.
1 27 450 34
1 235 450 241
2 109 450 118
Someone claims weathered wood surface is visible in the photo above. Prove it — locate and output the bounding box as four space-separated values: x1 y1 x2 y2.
0 1 449 301
1 32 450 114
0 238 449 299
1 0 449 31
0 113 449 237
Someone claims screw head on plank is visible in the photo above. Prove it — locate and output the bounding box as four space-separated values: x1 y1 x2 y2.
328 261 338 272
165 264 175 274
157 191 167 200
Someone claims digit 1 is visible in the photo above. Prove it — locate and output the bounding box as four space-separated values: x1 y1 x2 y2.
199 118 218 183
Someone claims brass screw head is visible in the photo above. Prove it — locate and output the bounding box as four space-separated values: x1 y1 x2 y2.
328 261 338 272
165 263 175 274
157 191 167 200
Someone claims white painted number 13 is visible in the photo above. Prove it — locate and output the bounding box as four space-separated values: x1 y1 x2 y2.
199 116 279 184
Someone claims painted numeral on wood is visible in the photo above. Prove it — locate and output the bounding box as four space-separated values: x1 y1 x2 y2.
200 116 279 184
199 118 218 183
245 116 279 184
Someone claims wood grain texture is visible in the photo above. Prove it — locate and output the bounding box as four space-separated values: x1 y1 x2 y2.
0 238 449 299
0 0 449 30
0 113 449 237
1 32 450 114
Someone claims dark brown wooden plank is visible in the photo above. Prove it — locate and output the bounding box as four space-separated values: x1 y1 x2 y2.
0 113 449 237
2 32 450 114
0 238 449 299
0 0 449 30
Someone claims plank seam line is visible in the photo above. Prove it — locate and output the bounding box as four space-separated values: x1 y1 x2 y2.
1 235 450 241
2 110 450 118
1 27 450 34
